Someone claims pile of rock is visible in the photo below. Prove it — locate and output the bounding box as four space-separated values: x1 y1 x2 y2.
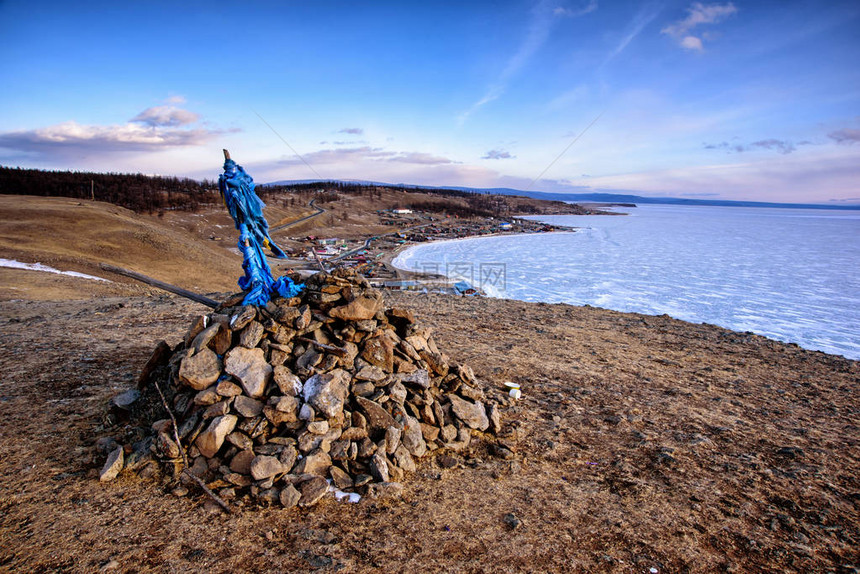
120 268 503 508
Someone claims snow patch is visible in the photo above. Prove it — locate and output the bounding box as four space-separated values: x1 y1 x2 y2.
0 258 110 282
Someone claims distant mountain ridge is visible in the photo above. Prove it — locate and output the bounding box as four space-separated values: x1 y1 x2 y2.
265 179 860 210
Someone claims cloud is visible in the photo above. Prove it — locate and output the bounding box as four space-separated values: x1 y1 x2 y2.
0 104 225 158
704 138 808 155
604 6 661 63
553 1 598 18
482 149 515 160
277 146 457 167
829 128 860 144
337 127 364 135
459 0 596 124
680 35 703 50
661 2 737 50
130 105 199 127
579 149 860 203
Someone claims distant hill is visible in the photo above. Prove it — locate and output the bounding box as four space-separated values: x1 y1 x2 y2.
266 179 860 211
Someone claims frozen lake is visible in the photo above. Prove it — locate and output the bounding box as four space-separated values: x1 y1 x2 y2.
392 204 860 360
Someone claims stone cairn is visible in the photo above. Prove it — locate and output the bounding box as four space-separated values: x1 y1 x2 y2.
114 267 503 509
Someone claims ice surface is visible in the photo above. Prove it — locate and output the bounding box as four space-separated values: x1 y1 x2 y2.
392 205 860 360
1 258 110 282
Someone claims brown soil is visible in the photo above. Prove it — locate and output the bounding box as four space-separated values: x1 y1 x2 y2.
0 196 858 572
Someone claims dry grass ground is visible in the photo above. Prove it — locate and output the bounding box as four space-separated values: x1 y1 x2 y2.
0 195 857 573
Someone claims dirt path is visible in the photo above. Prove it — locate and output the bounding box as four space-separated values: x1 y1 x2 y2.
0 291 857 573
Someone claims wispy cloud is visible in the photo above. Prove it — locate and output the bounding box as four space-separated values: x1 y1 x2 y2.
0 102 226 158
277 146 457 167
829 128 860 144
553 1 598 18
459 0 596 124
482 149 516 160
337 127 364 135
661 2 737 51
704 138 809 155
605 5 661 63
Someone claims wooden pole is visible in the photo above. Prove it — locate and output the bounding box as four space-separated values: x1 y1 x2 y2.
99 263 220 308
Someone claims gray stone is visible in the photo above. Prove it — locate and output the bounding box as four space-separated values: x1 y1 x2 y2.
352 381 376 396
233 395 264 418
355 396 396 431
229 449 255 474
420 423 440 442
440 424 458 442
202 399 232 419
280 484 301 508
276 395 299 414
355 365 387 382
273 366 302 396
155 431 180 458
216 380 243 397
393 444 417 473
278 445 298 472
191 323 221 353
193 387 221 406
458 383 484 401
330 465 353 490
179 348 222 390
298 476 330 506
456 363 475 383
226 431 253 451
370 452 390 482
487 403 502 434
307 421 329 435
448 395 489 431
294 449 332 476
195 415 238 458
299 403 315 421
340 426 368 441
303 369 350 418
354 319 377 332
263 404 298 425
401 415 427 458
239 320 265 348
328 293 383 321
354 474 373 487
396 369 430 390
389 381 407 404
224 347 271 399
99 446 124 482
110 389 140 410
360 335 394 372
230 306 256 330
385 426 402 455
251 455 286 480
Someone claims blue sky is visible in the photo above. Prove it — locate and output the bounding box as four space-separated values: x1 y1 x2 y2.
1 0 858 203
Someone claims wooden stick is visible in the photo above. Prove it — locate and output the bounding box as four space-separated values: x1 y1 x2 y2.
99 263 219 308
295 336 347 357
223 149 231 161
151 377 232 514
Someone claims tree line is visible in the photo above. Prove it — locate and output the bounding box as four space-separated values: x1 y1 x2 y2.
0 166 538 218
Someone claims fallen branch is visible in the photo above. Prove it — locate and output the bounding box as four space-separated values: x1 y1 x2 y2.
151 377 231 514
99 263 219 308
295 336 347 357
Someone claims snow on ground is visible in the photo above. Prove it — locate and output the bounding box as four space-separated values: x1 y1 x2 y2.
1 259 110 282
